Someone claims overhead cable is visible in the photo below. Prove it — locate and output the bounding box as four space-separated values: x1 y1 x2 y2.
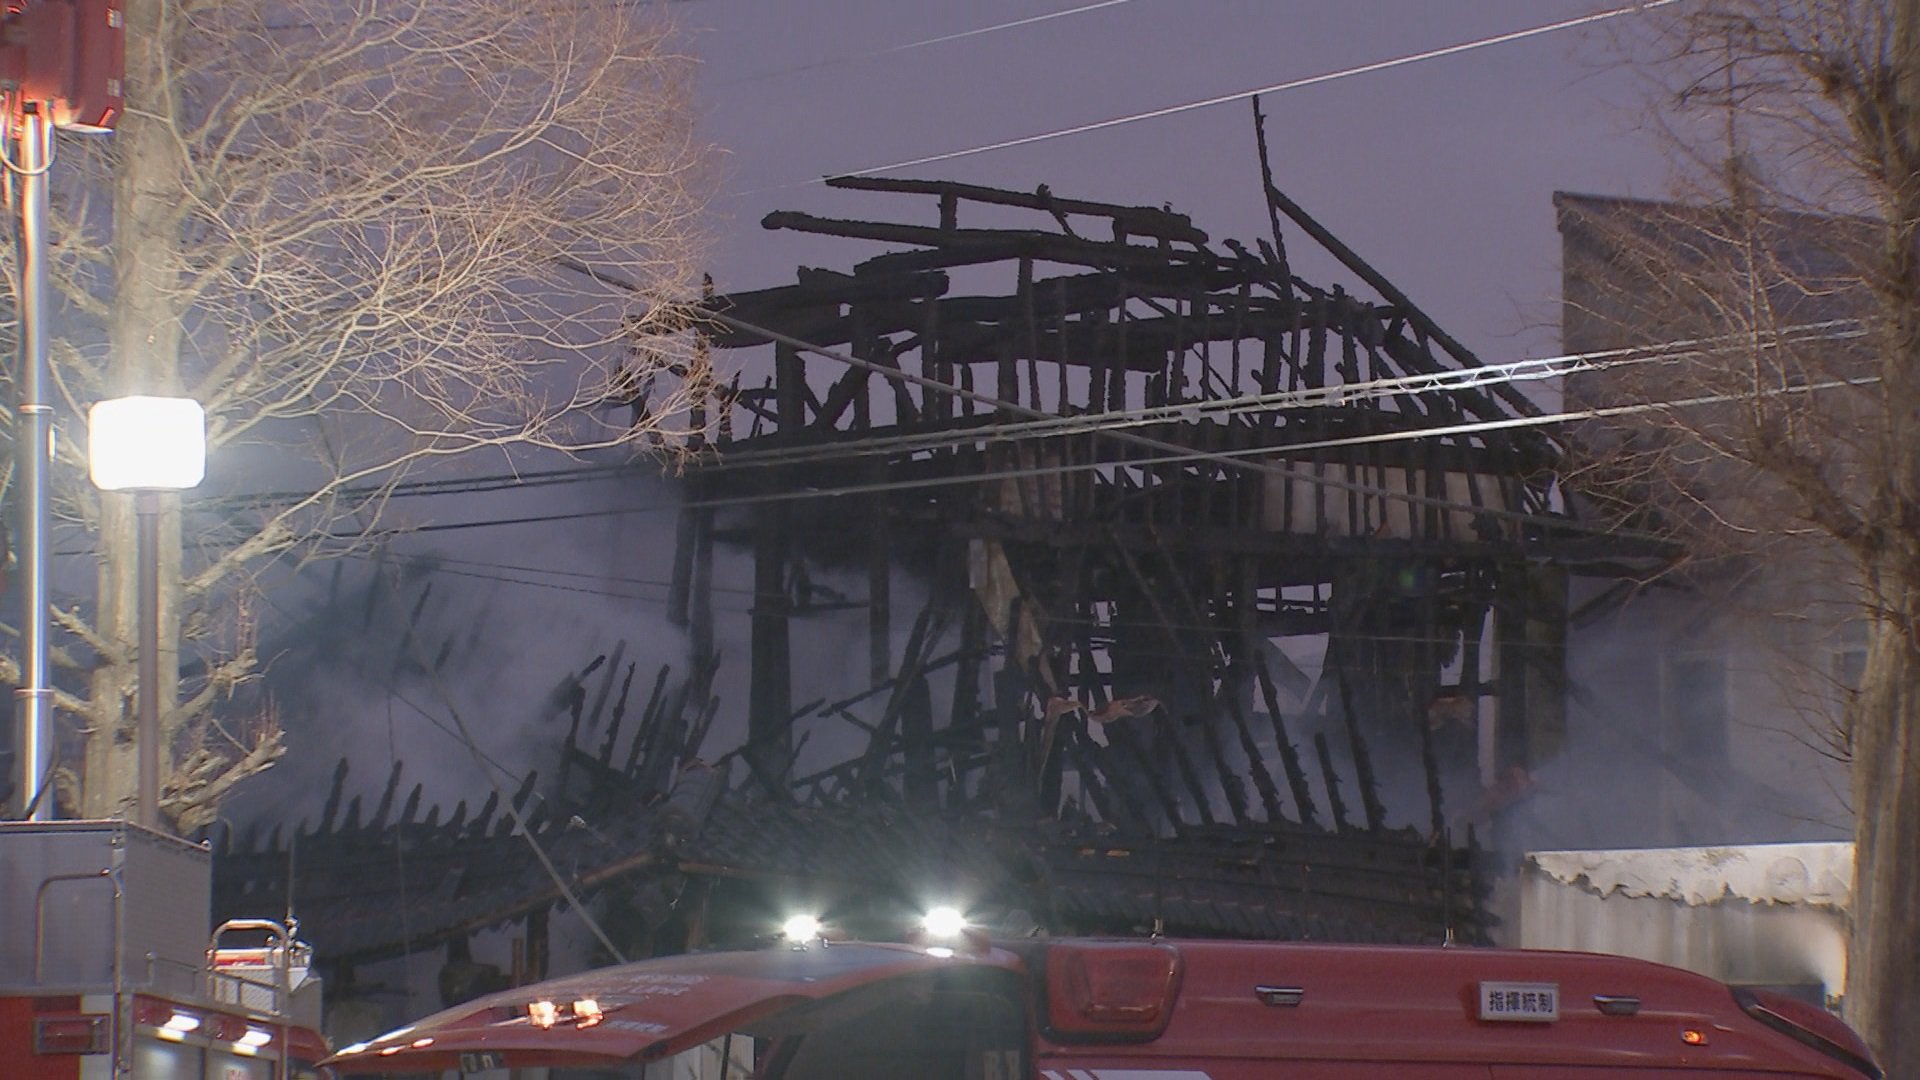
690 306 1649 543
821 0 1686 182
697 319 1864 472
728 1 1139 85
385 366 1878 539
185 316 1863 519
257 313 1865 542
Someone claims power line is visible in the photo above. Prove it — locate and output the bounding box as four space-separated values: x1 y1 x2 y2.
414 661 630 964
361 544 1567 655
811 0 1686 184
183 305 1853 521
421 554 764 597
355 551 764 608
696 320 1864 473
692 306 1659 543
372 327 1872 541
172 332 1640 514
51 317 1853 552
174 335 1624 515
196 460 647 513
725 1 1139 86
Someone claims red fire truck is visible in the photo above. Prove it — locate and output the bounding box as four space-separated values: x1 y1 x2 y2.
322 917 1881 1079
0 820 332 1079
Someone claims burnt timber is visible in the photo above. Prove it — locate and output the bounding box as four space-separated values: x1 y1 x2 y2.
686 174 1658 834
214 175 1668 982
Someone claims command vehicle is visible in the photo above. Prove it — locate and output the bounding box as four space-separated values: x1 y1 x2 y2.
0 820 331 1079
323 918 1881 1079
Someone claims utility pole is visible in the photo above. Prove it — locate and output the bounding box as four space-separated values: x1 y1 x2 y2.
1 0 126 819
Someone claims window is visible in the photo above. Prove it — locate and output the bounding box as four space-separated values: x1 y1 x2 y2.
1834 621 1868 695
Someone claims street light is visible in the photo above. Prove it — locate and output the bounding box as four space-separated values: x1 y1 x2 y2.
88 396 206 830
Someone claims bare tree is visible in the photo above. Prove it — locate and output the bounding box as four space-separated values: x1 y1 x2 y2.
2 0 710 831
1565 0 1920 1068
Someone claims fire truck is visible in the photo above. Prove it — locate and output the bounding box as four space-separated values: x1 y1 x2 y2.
0 820 332 1079
322 913 1882 1079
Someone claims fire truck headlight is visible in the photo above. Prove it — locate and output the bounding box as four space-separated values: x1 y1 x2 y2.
922 906 967 938
529 1001 560 1030
238 1028 272 1048
782 914 823 943
573 999 604 1028
163 1012 202 1033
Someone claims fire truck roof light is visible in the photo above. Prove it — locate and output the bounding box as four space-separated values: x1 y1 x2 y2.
782 915 823 943
926 946 956 959
923 906 967 937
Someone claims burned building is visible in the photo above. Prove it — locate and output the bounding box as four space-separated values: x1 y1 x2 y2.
213 174 1671 994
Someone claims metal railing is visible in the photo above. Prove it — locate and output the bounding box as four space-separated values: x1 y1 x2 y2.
208 918 296 1080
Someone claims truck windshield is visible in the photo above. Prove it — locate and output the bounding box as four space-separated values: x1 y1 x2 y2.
757 966 1028 1080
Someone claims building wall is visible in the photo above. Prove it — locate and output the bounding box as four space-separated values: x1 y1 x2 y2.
1520 843 1851 1004
1518 192 1856 857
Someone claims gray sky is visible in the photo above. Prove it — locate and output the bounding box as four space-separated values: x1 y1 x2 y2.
682 0 1674 361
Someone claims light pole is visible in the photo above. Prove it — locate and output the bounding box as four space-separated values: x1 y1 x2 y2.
12 106 55 820
88 396 206 830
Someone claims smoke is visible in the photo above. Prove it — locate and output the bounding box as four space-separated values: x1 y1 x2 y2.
1498 573 1852 864
221 469 704 829
218 465 947 832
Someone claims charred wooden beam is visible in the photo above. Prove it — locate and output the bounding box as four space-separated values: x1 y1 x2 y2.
825 175 1210 246
1314 732 1349 831
766 212 1227 278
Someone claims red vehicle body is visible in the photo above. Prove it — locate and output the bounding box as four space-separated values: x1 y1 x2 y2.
0 821 331 1080
324 935 1881 1079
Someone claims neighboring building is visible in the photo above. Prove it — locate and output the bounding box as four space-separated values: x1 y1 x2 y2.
1489 192 1866 1001
1505 191 1860 855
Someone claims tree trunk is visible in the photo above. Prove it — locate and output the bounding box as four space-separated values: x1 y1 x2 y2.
1844 592 1920 1075
1851 3 1920 1070
80 0 188 820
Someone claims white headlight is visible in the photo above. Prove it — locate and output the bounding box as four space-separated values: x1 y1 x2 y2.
922 906 967 937
782 914 823 942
